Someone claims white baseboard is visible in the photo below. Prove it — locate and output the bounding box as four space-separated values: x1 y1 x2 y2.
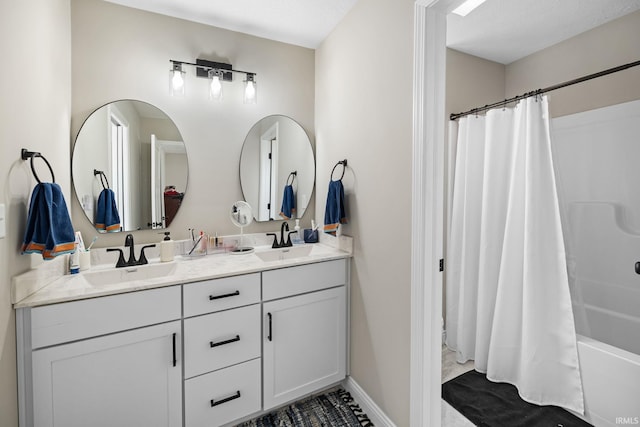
342 376 397 427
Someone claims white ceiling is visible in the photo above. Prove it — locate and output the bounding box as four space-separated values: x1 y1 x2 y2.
104 0 640 63
447 0 640 64
104 0 358 49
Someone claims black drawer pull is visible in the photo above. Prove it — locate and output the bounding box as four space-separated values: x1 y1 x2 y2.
210 390 241 407
210 335 240 348
209 290 240 301
267 312 272 342
172 333 177 367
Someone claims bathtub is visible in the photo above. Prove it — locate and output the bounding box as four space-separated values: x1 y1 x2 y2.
565 203 640 426
574 335 640 426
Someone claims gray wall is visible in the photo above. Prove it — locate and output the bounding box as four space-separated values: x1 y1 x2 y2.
71 0 316 246
446 49 505 119
316 0 415 424
506 10 640 118
0 1 72 426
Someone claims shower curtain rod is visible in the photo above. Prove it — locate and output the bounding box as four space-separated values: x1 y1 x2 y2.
450 59 640 121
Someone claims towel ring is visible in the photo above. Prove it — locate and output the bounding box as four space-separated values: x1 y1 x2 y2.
21 149 55 184
286 171 297 186
94 169 110 190
330 159 347 181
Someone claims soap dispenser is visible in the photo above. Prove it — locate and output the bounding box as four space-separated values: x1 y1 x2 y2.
293 219 301 244
160 232 174 262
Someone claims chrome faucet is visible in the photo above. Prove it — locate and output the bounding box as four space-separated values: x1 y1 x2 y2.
107 233 156 268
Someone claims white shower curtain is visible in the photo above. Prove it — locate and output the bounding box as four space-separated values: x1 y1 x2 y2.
445 96 585 414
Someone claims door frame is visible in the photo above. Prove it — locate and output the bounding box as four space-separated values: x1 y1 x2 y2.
410 1 461 426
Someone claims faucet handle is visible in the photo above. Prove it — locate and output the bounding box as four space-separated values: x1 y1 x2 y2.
285 231 297 247
266 233 280 248
107 248 126 268
138 244 156 265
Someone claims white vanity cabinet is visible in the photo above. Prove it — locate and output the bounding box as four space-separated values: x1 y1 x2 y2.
15 253 351 427
182 273 262 427
262 259 348 410
17 286 182 427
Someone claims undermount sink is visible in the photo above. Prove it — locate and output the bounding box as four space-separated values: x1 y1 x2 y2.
83 262 178 286
254 245 313 262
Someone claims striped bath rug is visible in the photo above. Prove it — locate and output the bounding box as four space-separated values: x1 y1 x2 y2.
236 388 374 427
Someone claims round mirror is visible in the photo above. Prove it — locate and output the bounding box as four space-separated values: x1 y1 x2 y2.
72 100 188 232
240 115 315 222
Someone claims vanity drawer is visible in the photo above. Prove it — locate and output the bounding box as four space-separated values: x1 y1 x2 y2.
184 304 261 379
184 358 261 427
30 286 181 349
183 273 260 317
262 259 347 301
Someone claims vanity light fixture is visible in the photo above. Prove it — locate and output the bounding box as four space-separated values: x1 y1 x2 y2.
451 0 487 16
169 59 257 104
243 73 257 104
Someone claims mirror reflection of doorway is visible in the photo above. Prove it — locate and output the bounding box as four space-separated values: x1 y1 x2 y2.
258 122 279 221
151 135 187 228
109 107 130 230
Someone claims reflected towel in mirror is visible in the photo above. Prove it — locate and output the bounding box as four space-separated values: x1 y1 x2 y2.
279 184 296 219
95 188 121 232
21 183 76 260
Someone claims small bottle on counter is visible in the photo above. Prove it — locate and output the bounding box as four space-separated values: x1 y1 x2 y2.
69 242 80 274
160 232 174 262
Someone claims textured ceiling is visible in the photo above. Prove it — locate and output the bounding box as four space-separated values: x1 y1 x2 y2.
104 0 358 49
447 0 640 64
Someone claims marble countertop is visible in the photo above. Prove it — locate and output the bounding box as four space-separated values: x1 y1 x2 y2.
13 240 352 309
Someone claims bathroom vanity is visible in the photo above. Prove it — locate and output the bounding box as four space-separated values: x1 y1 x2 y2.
14 242 350 427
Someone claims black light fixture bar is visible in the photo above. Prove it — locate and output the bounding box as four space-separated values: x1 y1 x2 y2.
170 59 256 82
195 59 233 81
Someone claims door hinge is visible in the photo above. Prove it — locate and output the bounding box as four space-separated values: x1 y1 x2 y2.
267 203 271 210
439 258 444 272
268 153 272 160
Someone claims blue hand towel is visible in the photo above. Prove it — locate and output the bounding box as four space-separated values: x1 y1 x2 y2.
21 183 76 260
95 188 121 232
279 184 296 219
324 180 347 235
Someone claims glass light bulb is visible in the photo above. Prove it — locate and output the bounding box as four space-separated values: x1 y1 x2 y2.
210 75 222 100
243 79 257 104
172 71 184 90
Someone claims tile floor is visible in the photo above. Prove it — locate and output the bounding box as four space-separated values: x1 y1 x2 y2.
441 345 475 426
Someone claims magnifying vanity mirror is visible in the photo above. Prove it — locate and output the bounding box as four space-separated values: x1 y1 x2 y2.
240 115 315 222
230 201 254 254
72 100 188 232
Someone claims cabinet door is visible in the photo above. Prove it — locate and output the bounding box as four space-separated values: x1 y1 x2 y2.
32 321 182 427
263 286 346 409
